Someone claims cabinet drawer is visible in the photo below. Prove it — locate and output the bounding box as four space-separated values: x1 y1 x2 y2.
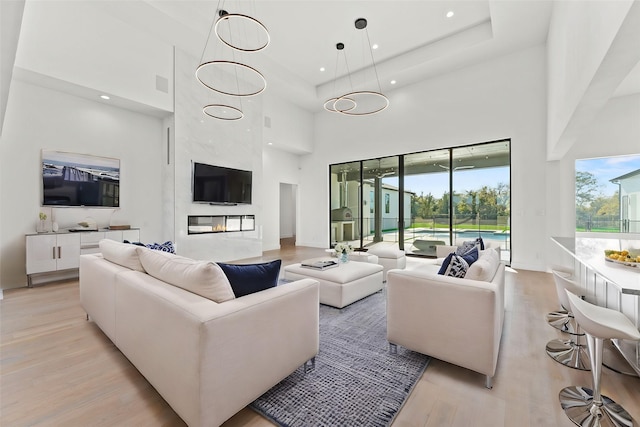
80 231 105 244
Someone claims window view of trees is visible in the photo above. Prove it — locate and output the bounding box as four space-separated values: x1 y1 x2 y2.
575 154 640 233
576 170 619 231
410 183 510 230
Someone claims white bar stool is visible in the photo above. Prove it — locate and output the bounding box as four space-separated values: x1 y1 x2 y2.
546 267 577 333
559 290 640 427
545 270 590 371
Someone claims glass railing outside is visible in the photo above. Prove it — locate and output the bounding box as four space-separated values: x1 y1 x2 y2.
576 216 640 233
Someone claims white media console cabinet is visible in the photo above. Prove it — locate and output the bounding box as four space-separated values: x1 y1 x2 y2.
25 228 140 286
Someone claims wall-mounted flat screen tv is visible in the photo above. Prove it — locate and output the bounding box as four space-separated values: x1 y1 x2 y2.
193 162 252 205
42 150 120 207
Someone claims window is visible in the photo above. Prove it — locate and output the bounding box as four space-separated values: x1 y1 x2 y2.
329 140 511 263
576 154 640 233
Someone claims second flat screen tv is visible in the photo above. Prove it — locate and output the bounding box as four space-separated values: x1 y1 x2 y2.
193 162 252 205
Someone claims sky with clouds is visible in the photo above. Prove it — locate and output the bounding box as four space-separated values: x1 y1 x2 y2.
575 154 640 197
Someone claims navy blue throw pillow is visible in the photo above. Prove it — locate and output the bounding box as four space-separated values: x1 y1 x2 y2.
460 246 479 267
217 259 282 298
437 253 455 275
438 251 473 277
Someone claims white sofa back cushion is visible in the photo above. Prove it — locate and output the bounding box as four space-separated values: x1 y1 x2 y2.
99 239 145 272
465 248 500 282
137 248 235 303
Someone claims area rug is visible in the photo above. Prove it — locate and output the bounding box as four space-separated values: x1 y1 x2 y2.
250 290 430 427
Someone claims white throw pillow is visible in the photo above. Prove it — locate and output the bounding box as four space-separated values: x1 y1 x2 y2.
137 247 235 303
99 239 145 272
466 248 500 281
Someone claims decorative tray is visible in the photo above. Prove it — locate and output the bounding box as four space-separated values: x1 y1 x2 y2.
604 257 640 270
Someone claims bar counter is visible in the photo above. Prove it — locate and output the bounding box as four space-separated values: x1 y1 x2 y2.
551 236 640 375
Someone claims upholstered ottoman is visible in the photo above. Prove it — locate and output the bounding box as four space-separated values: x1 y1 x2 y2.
283 260 383 308
367 244 407 281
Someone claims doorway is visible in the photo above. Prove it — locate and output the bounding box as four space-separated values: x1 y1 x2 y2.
280 183 297 247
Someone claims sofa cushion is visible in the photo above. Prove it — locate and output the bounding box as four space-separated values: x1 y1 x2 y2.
99 239 145 272
136 248 235 303
437 253 469 278
217 260 282 298
465 248 500 281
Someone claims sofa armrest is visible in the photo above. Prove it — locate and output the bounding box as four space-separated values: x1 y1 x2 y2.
114 275 319 427
435 245 457 258
386 268 503 379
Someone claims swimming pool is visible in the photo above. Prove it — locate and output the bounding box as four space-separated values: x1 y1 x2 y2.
409 229 510 243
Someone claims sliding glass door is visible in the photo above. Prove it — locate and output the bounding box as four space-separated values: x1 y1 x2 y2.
361 156 400 247
329 140 511 262
403 149 451 255
329 162 361 246
451 142 511 258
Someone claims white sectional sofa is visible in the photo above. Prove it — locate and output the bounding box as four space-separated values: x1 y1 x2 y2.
386 247 505 388
80 240 319 427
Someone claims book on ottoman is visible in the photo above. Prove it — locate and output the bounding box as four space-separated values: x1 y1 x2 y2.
301 259 338 270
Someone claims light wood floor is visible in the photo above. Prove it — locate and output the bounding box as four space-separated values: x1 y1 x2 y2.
1 245 639 427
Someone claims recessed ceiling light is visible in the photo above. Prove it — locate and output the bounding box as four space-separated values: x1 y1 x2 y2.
100 95 110 100
390 80 397 85
446 11 454 18
320 67 325 72
268 142 273 145
372 44 379 50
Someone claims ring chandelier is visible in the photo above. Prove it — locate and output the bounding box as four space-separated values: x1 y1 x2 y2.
196 6 269 120
323 18 389 116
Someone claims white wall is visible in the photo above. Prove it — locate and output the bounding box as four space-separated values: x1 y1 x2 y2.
263 93 314 154
15 1 174 112
298 45 549 271
262 147 301 251
0 80 165 289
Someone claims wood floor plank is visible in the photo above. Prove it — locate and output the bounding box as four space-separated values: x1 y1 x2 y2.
1 247 639 426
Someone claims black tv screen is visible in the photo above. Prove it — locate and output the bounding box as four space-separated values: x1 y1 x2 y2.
193 162 252 205
42 150 120 207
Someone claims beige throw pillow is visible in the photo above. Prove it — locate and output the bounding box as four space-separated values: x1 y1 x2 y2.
466 248 500 281
136 247 235 303
99 239 145 272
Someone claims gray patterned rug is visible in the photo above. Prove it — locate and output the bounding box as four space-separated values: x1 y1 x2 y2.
250 290 430 427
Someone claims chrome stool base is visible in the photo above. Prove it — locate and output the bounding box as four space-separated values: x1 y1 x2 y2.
559 386 635 427
603 340 639 377
546 338 590 371
546 310 576 334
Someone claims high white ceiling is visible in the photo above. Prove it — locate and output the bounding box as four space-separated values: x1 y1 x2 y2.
97 0 557 112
